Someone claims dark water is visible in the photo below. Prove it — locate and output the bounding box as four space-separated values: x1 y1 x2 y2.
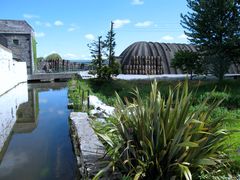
0 83 78 180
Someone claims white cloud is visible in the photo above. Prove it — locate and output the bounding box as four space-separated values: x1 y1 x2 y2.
85 34 95 40
178 34 188 39
54 20 64 26
135 21 153 27
23 14 39 19
113 19 131 29
132 0 144 5
35 32 45 38
68 24 79 32
35 21 52 27
161 35 174 41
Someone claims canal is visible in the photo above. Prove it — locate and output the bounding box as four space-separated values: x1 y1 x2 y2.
0 82 78 180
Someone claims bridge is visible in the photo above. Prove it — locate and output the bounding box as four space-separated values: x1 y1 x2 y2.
28 71 81 82
28 59 92 82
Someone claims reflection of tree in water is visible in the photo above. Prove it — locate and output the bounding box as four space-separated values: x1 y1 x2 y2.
15 83 67 133
15 88 39 133
0 82 68 162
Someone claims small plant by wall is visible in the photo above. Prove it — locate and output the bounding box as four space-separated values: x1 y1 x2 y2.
68 78 90 112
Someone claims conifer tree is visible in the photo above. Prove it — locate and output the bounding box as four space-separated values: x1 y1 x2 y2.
105 21 116 67
181 0 240 81
88 36 105 78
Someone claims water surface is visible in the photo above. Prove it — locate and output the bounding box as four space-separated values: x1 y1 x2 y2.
0 83 78 180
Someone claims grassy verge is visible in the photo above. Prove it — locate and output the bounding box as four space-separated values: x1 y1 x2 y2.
69 78 240 174
78 79 240 108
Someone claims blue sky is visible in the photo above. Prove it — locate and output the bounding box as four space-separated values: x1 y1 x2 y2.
1 0 189 61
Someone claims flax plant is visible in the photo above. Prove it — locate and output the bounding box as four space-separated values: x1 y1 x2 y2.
93 80 233 180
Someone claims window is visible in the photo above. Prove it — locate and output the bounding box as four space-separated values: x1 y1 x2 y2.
13 39 19 45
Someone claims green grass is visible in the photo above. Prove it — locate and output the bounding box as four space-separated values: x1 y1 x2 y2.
79 79 240 108
70 78 240 172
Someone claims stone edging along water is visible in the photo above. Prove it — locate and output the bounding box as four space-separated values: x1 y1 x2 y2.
68 92 122 179
69 112 109 179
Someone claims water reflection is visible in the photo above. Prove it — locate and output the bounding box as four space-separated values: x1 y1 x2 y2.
0 83 28 156
14 87 39 133
0 82 78 180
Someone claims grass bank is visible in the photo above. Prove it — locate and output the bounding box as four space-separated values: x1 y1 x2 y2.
69 78 240 176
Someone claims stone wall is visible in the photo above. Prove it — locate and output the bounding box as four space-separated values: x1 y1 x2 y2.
3 34 33 74
0 44 27 95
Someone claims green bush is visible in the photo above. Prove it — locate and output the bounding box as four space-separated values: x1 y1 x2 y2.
93 81 234 179
46 53 62 61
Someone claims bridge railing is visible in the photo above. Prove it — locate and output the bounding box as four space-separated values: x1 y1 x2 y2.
35 60 93 74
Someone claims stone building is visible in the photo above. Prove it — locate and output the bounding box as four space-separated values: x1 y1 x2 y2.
119 41 196 74
0 20 36 74
119 41 240 75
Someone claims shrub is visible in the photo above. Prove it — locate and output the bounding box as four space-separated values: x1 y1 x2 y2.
93 81 234 179
99 60 121 80
46 53 62 61
171 50 202 80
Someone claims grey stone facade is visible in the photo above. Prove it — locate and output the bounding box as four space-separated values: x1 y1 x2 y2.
0 20 35 74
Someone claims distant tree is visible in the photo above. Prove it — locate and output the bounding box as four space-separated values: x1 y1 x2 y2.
45 53 62 72
103 22 121 79
88 36 105 78
181 0 240 81
105 21 116 67
46 53 62 61
37 57 44 62
88 22 121 80
171 50 202 80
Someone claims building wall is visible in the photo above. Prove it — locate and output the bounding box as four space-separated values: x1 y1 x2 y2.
3 34 33 74
0 82 28 153
0 44 27 96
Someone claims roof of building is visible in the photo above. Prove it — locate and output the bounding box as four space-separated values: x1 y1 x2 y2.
0 20 33 34
120 41 196 74
120 41 240 74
